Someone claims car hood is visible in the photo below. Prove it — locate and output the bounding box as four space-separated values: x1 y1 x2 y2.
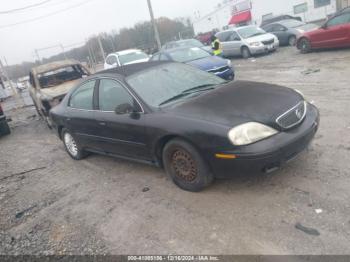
186 56 228 71
165 81 303 130
294 23 319 33
40 79 81 99
245 33 276 43
123 58 149 65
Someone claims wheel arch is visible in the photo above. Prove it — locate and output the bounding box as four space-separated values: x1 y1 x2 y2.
154 134 200 168
297 36 310 49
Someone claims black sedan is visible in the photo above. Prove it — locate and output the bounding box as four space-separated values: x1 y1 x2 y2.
50 62 319 192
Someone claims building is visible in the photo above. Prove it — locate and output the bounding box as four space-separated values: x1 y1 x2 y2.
193 0 349 34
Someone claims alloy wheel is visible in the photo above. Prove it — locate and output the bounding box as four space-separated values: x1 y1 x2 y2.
64 133 78 157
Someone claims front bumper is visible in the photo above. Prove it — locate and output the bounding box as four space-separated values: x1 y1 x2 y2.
215 67 235 81
249 41 280 55
207 103 319 178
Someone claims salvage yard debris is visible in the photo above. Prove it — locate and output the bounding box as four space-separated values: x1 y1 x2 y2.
301 68 321 75
295 223 320 236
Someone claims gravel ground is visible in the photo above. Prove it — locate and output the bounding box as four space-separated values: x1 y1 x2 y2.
0 47 350 255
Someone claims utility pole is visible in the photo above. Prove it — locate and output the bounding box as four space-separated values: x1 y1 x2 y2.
147 0 161 51
97 35 106 62
60 44 68 60
34 49 41 63
0 58 21 108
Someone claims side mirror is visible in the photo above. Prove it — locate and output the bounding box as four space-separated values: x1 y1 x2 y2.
115 103 135 115
321 24 327 29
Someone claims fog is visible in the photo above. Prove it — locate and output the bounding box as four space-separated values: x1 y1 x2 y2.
0 0 221 65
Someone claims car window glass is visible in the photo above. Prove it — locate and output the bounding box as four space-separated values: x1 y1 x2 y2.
228 32 241 41
106 56 117 65
98 79 134 112
327 13 350 27
150 54 160 61
262 24 273 32
272 24 285 31
216 31 232 42
160 54 169 61
69 80 95 110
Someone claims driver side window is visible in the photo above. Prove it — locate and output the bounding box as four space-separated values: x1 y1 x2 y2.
98 79 135 112
106 55 118 65
228 32 241 41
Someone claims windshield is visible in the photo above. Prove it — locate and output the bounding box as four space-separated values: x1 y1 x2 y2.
237 27 266 39
168 47 211 63
280 19 305 28
127 63 226 107
38 65 88 89
118 51 149 65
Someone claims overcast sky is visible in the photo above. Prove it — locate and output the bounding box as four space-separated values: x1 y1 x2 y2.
0 0 221 65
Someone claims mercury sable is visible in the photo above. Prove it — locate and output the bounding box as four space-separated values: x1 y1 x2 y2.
50 62 319 192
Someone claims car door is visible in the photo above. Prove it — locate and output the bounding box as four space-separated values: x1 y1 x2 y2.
311 13 350 48
218 31 242 56
270 24 289 45
66 79 100 150
94 78 151 160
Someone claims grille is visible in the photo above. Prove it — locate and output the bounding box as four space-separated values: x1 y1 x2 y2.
207 66 230 74
262 39 274 45
276 101 307 130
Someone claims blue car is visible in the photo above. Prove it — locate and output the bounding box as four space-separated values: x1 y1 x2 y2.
150 47 235 81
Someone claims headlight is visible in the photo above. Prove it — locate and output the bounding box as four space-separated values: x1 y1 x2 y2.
297 29 304 33
227 59 232 67
228 122 279 146
249 42 261 47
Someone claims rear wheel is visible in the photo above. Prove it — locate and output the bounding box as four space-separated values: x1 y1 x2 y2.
288 35 297 46
162 138 214 192
299 38 311 53
241 46 251 59
62 128 87 160
0 121 11 136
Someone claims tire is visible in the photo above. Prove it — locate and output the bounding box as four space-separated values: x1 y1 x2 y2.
61 128 87 160
162 138 214 192
0 121 11 136
288 35 297 46
299 38 311 54
241 46 251 59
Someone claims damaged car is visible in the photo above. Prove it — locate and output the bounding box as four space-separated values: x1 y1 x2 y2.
29 60 90 127
50 62 320 192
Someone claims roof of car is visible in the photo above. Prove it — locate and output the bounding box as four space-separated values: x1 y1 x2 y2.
108 49 143 56
217 25 257 34
96 61 171 78
31 59 81 74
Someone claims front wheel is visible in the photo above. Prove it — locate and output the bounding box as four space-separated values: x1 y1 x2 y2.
62 128 87 160
162 138 214 192
288 35 297 46
299 38 311 53
241 46 251 59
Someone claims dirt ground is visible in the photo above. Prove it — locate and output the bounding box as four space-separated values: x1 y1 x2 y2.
1 47 350 255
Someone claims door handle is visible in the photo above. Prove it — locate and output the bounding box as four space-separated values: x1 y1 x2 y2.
99 122 106 126
66 118 71 121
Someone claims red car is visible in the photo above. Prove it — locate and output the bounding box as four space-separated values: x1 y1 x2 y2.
297 8 350 53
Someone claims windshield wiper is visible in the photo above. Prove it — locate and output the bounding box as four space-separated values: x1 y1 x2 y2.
249 32 264 37
158 84 217 106
182 84 217 94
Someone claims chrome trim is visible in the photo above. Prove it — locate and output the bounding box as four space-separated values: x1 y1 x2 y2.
207 65 229 73
276 101 307 130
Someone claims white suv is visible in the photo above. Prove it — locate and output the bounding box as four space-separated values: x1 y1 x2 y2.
104 49 150 70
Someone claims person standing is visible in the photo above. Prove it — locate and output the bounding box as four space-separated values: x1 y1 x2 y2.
211 35 222 56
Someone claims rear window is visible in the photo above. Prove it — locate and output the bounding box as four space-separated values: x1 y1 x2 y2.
38 65 89 89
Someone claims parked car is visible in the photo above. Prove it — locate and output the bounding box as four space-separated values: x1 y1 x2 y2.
29 59 90 127
0 102 11 137
162 39 213 53
196 32 213 46
216 26 279 58
104 49 150 70
150 47 234 80
262 19 318 46
297 8 350 53
261 14 302 27
50 62 319 192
